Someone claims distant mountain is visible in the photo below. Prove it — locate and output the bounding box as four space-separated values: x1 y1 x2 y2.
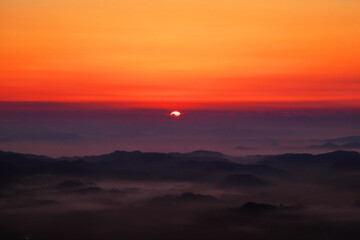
331 152 360 171
306 142 360 150
0 150 55 183
4 149 358 185
231 202 304 214
147 192 219 206
342 142 360 149
0 150 53 162
183 150 225 159
59 149 229 163
0 149 287 183
326 136 360 143
259 150 360 170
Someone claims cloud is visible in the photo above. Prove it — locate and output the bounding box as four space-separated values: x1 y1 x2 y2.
234 145 257 150
306 142 339 149
325 136 360 143
0 131 82 142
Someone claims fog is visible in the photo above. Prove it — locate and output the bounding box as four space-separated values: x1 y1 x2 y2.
2 150 360 239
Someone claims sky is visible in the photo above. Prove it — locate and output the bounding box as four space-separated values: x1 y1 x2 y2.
1 0 360 108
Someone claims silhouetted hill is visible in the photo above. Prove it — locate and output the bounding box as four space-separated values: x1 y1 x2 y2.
2 150 360 240
259 151 360 170
0 150 53 162
147 192 219 206
0 149 287 183
183 150 226 159
306 142 360 150
0 150 55 183
331 152 360 171
317 150 360 162
5 149 358 184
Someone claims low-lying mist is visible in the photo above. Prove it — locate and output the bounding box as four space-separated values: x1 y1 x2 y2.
1 149 360 239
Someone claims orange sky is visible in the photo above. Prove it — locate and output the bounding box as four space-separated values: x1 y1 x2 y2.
1 0 359 108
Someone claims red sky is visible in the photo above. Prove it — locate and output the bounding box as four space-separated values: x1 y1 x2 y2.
1 0 359 108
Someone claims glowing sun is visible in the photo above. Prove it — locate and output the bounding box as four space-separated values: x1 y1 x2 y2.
170 111 181 117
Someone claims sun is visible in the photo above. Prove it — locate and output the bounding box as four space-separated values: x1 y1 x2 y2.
170 111 181 117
